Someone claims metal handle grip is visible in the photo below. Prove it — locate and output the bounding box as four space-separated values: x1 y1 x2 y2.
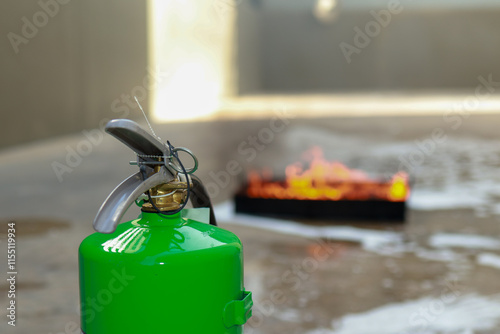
93 167 174 233
189 175 217 226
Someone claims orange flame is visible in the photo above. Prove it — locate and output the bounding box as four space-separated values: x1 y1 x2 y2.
246 146 409 202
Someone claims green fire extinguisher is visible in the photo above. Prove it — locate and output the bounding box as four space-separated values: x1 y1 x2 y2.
79 119 253 333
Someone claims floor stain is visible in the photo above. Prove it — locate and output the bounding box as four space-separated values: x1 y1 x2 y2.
0 218 70 237
0 281 46 294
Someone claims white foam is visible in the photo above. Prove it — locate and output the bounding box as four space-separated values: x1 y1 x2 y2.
429 233 500 250
214 201 402 253
273 308 302 322
477 253 500 269
414 248 464 262
408 187 486 211
307 294 500 334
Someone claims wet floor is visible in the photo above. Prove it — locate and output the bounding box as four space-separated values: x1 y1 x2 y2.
225 208 500 334
2 114 500 333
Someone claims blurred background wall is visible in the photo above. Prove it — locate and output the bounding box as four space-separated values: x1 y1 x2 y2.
237 0 500 93
0 0 148 148
3 0 500 146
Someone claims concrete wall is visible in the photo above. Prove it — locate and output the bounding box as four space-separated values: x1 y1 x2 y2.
5 0 500 146
0 0 148 148
235 0 262 95
237 0 500 93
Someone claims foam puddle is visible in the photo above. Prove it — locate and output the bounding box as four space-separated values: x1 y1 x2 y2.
215 201 500 259
306 294 500 334
383 138 500 217
408 186 487 211
430 233 500 250
214 201 402 253
477 253 500 269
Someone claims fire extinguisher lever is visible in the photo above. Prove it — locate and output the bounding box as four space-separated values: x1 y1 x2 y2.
105 119 167 161
94 166 175 233
93 119 217 233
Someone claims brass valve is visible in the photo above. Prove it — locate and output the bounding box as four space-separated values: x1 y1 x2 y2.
142 165 188 212
142 181 188 212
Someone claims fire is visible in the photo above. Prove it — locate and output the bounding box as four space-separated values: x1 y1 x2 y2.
246 147 409 202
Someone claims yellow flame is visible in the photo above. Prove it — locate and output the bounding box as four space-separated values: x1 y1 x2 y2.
247 147 410 202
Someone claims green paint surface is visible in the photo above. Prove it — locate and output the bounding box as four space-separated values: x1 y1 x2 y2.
79 211 252 333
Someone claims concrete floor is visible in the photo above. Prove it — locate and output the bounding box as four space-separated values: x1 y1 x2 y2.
2 114 500 333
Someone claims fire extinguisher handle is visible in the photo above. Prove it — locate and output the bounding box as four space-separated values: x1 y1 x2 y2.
96 118 217 230
93 166 176 233
189 175 217 226
105 119 167 159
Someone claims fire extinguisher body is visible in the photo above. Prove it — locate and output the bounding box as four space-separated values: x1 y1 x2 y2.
79 211 252 334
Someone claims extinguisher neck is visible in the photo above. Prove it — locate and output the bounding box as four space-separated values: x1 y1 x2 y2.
137 211 185 228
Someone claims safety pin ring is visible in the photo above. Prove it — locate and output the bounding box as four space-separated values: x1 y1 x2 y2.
168 147 198 174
